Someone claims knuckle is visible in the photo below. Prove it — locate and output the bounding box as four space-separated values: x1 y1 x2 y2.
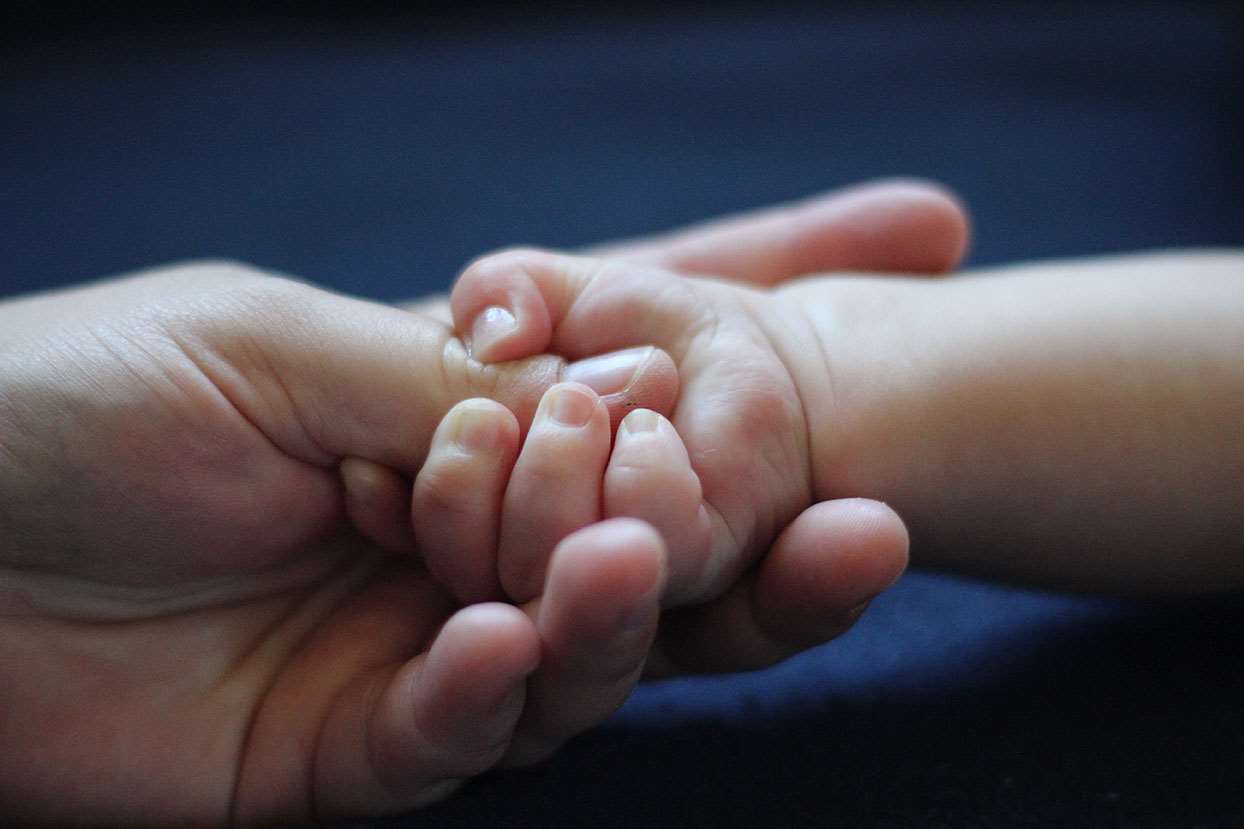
461 246 557 290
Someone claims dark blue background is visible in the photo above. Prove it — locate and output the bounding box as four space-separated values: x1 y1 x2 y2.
4 3 1242 825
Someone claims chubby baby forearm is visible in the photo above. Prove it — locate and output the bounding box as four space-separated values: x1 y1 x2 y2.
785 251 1244 595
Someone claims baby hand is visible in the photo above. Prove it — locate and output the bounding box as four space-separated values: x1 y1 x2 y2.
412 386 706 760
441 250 910 669
414 385 709 606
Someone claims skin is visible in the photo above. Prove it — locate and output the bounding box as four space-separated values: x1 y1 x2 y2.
806 252 1244 594
416 388 911 681
447 248 1244 646
0 180 968 825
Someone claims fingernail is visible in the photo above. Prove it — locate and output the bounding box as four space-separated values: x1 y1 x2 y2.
447 403 504 452
563 346 652 396
545 383 597 428
620 408 660 435
469 305 517 360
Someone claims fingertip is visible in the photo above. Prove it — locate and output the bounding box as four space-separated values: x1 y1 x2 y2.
452 248 556 363
434 602 543 678
795 178 972 276
541 519 668 637
590 515 668 557
357 604 540 811
434 397 522 454
412 603 541 752
535 381 608 430
603 348 680 430
546 517 669 605
754 498 910 632
886 180 971 272
818 497 910 591
341 455 392 498
340 457 417 554
862 178 972 273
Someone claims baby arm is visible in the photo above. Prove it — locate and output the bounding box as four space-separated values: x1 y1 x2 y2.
790 251 1244 594
450 248 1244 598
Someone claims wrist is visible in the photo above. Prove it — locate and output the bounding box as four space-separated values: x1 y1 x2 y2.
770 276 933 504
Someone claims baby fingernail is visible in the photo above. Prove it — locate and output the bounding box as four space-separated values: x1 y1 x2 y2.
447 403 505 452
469 305 517 360
545 383 598 427
620 409 660 435
564 346 652 396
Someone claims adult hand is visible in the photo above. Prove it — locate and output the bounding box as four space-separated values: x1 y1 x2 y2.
0 178 967 824
0 266 679 824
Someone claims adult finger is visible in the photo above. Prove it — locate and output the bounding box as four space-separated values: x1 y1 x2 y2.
398 177 968 322
505 518 666 766
340 457 418 554
314 603 541 818
589 178 970 281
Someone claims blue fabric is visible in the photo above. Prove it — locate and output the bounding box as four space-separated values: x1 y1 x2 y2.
4 3 1242 824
